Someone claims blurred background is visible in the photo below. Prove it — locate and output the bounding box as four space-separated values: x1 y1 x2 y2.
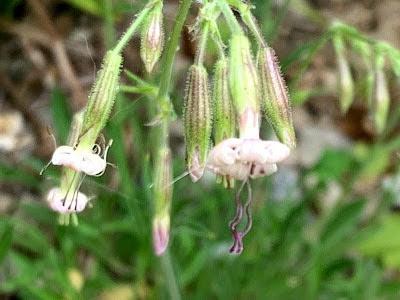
1 0 400 299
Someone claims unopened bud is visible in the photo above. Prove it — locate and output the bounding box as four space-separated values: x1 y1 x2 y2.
373 55 390 134
333 34 354 114
212 58 236 188
140 2 164 73
257 47 296 148
183 64 212 182
229 34 260 139
81 50 122 147
152 147 172 256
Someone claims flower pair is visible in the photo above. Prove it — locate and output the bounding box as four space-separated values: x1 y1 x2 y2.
49 140 112 177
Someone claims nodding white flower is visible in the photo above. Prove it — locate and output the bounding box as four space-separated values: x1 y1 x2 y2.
45 140 113 177
206 138 290 181
51 146 79 170
46 187 89 214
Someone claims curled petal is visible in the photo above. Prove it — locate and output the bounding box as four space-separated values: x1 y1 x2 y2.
237 140 290 164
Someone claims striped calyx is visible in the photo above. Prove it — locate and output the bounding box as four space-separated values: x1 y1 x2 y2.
258 46 296 148
183 64 212 182
140 2 164 73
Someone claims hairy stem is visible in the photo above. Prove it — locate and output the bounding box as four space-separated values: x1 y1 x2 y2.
217 0 243 35
153 0 193 298
113 5 152 54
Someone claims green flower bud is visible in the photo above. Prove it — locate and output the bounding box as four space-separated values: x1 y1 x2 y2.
373 54 390 134
140 2 164 73
212 58 236 188
183 64 212 182
333 34 354 113
213 59 236 143
80 50 123 148
152 147 172 256
229 34 260 138
257 47 296 148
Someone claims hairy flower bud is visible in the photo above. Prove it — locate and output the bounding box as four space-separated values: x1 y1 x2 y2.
80 50 122 148
333 34 354 114
152 147 173 256
212 59 236 188
229 34 260 139
140 2 164 73
373 55 390 134
257 47 296 148
213 59 236 142
183 64 212 182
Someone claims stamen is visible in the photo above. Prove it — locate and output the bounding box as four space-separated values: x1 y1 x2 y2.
62 172 78 206
228 168 254 255
243 181 253 236
228 179 246 231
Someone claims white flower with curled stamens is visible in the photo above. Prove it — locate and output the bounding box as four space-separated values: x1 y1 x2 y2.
74 139 113 177
42 140 113 177
46 187 89 214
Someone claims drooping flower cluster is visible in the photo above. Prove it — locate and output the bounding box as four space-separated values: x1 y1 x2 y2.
183 1 296 253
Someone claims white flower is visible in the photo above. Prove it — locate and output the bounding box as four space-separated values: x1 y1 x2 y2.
44 140 113 177
206 138 290 180
46 187 89 214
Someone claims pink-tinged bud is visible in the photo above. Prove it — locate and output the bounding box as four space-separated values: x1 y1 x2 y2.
332 34 354 114
152 147 172 256
373 55 390 134
152 214 170 256
140 2 164 73
229 35 260 139
257 47 296 148
212 58 236 188
183 64 212 182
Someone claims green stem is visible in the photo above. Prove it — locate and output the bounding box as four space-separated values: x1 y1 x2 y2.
157 0 192 103
152 1 192 298
195 22 210 65
113 6 152 54
160 251 181 300
217 0 243 35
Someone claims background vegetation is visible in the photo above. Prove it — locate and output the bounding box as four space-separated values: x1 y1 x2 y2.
1 0 400 299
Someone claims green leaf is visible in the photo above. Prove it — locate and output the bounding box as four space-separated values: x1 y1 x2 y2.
320 199 365 249
0 222 13 265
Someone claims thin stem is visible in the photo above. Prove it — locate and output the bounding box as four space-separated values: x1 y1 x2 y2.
225 0 266 47
217 0 243 35
151 1 192 298
195 22 210 65
157 0 192 103
113 6 152 54
210 22 226 59
160 251 181 300
241 11 266 48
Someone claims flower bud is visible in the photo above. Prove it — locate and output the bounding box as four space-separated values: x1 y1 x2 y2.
212 58 236 188
152 147 172 256
229 34 260 139
257 47 296 148
333 34 354 114
213 59 236 142
183 64 212 182
373 55 390 134
140 2 164 73
80 50 122 147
